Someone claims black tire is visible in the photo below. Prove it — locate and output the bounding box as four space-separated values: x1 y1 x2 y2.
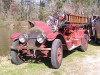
80 34 88 52
10 40 23 65
11 50 23 65
51 39 63 69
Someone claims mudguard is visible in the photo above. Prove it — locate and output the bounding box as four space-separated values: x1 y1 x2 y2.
46 32 62 41
10 33 22 41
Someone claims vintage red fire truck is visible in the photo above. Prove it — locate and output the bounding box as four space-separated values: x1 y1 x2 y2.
10 13 89 69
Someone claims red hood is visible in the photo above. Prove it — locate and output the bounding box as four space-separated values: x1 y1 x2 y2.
30 21 53 35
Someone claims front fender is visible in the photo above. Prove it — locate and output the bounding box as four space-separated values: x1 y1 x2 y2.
10 33 22 41
46 32 61 41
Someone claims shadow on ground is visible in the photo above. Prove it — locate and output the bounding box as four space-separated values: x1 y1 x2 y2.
40 50 76 68
88 40 100 46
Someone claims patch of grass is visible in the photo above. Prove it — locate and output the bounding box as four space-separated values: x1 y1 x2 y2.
52 71 61 75
63 41 100 62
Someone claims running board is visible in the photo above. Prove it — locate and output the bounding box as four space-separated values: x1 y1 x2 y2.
69 45 78 51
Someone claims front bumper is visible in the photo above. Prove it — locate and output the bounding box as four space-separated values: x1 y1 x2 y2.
16 46 51 51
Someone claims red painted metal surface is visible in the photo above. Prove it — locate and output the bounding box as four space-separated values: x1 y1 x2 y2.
30 21 52 34
10 33 22 41
30 21 61 41
46 32 60 41
62 23 85 50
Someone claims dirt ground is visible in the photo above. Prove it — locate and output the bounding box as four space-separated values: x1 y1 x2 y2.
61 50 100 75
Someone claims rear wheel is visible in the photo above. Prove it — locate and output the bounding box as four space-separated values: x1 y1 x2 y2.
10 40 23 65
80 34 88 52
51 39 63 69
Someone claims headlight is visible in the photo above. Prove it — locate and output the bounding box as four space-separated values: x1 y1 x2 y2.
37 33 46 43
19 34 28 43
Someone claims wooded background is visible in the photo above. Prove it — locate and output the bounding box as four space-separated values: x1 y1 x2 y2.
0 0 100 21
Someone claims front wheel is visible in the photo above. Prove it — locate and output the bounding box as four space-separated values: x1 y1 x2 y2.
80 34 88 52
11 50 23 65
51 39 63 69
10 40 23 65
